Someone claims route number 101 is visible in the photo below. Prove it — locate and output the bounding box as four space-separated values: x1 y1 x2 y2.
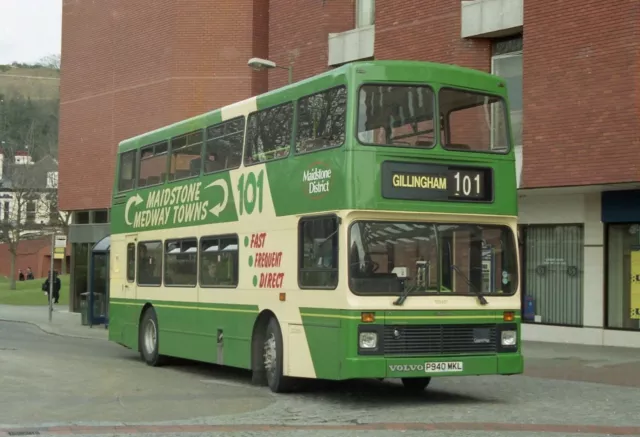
237 169 265 215
452 171 483 198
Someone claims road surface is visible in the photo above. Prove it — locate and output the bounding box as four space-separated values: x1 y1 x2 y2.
1 320 640 436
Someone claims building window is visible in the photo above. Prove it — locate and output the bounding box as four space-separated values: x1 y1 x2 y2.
205 117 244 173
606 224 640 330
126 243 135 282
299 216 339 289
93 209 109 223
200 235 238 287
75 211 90 224
244 103 293 165
164 238 198 286
296 86 347 154
169 130 203 181
3 201 8 221
522 225 584 326
356 0 375 27
137 241 163 286
138 141 168 187
491 38 522 147
118 150 136 192
26 200 36 224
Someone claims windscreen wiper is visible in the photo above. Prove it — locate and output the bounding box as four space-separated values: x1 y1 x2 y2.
393 284 419 306
451 264 488 306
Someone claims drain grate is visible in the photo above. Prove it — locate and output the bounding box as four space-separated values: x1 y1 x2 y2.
8 432 40 436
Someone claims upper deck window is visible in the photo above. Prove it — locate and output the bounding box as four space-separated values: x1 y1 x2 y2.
439 88 509 153
139 141 168 187
169 130 203 181
357 85 436 148
296 86 347 154
244 102 293 165
118 150 136 192
205 117 244 173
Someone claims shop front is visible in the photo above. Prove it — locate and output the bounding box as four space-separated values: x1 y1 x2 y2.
602 190 640 333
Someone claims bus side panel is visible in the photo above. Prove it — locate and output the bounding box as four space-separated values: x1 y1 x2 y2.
108 298 145 350
153 301 199 361
195 302 259 370
299 308 345 380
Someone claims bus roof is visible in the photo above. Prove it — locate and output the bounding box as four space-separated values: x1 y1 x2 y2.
116 60 505 154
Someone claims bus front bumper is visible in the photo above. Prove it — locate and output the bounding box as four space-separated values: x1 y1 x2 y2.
342 353 523 379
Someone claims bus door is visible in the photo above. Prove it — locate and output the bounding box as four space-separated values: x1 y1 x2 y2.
124 234 138 300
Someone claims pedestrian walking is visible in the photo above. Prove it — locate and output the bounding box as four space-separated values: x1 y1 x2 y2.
42 270 62 304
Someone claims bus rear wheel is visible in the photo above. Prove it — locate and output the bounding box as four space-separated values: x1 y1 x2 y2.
263 318 295 393
139 307 166 367
401 377 431 393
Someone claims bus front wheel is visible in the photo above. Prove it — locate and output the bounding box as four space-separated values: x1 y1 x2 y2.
139 307 166 367
401 377 431 393
263 318 295 393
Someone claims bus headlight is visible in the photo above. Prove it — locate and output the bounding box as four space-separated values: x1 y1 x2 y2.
359 332 378 349
501 330 517 346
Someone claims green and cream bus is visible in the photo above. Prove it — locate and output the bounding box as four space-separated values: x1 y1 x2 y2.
108 60 523 393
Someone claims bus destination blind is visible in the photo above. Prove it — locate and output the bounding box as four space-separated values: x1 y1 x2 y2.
381 161 493 202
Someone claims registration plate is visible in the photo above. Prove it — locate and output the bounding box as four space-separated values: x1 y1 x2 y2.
424 361 464 373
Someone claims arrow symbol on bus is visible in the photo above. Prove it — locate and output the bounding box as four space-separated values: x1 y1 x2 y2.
125 194 144 226
205 179 229 217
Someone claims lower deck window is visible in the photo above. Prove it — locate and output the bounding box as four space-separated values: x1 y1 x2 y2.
137 241 163 286
164 238 198 286
200 236 239 287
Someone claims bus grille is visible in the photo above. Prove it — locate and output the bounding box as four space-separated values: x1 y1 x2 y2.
383 324 497 356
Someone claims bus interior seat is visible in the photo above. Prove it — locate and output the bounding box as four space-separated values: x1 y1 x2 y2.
447 143 471 150
175 169 191 179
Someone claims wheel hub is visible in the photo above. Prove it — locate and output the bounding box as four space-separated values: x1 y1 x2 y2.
144 320 157 354
263 333 277 376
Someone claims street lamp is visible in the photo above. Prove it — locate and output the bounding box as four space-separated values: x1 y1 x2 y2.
247 57 293 84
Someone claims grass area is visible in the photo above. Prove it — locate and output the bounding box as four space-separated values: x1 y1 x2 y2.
0 66 60 100
0 274 70 306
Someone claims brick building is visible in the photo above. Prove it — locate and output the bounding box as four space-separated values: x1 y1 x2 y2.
58 0 640 346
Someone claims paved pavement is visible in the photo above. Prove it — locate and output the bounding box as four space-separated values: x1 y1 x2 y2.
1 312 640 436
0 304 108 340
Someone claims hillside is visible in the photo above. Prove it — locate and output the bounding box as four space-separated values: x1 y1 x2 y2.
0 62 60 159
0 65 60 100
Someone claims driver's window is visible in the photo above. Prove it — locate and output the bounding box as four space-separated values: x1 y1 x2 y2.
298 216 339 289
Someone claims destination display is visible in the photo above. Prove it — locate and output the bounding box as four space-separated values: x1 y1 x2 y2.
381 161 493 202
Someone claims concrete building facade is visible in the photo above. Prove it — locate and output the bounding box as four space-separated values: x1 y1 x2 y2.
58 0 640 346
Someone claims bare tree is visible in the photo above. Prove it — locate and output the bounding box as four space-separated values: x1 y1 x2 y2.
0 151 48 290
38 54 61 71
41 171 70 274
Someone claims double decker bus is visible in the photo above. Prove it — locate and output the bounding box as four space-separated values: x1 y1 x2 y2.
108 60 522 393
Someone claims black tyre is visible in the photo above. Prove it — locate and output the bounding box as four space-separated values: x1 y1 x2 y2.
139 307 166 367
401 377 431 393
263 318 295 393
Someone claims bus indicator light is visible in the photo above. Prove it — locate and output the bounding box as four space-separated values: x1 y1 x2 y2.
361 312 375 323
